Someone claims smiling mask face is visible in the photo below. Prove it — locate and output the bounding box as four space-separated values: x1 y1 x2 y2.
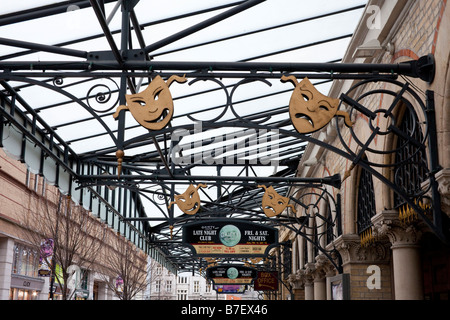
169 184 206 215
282 76 352 134
113 75 187 131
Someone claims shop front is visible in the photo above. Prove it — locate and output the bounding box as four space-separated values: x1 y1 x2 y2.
9 274 45 300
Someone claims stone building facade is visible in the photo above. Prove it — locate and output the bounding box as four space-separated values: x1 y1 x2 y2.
282 0 450 300
0 147 148 300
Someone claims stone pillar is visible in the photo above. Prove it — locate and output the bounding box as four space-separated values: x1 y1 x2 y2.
0 237 14 300
287 270 305 300
372 210 424 300
314 254 335 300
304 263 315 300
39 276 50 300
334 233 392 300
313 277 326 300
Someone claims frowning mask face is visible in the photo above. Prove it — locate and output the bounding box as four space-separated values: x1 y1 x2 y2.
281 76 352 134
168 184 206 215
113 75 187 131
259 185 296 217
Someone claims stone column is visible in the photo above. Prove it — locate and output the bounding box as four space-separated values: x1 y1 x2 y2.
0 237 14 300
39 277 50 300
287 270 305 300
334 233 392 300
314 254 335 300
304 263 315 300
372 210 424 300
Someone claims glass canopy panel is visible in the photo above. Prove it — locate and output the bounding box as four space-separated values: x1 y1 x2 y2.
0 0 369 271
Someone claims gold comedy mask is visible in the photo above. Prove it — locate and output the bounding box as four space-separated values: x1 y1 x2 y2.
281 76 353 134
113 75 187 131
168 184 207 215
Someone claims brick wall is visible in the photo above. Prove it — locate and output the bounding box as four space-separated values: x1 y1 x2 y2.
345 263 392 300
387 0 444 62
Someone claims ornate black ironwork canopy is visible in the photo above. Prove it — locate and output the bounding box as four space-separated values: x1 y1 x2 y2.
0 1 447 277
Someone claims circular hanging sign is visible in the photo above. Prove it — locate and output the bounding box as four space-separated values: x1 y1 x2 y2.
226 267 239 279
219 225 241 247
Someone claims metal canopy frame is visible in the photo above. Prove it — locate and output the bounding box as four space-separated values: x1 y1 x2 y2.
0 1 447 277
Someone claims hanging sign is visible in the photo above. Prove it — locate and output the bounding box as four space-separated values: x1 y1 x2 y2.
38 238 54 277
214 284 247 294
254 271 278 291
206 265 257 285
182 219 278 257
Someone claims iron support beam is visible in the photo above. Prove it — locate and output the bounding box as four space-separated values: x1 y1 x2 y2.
426 90 449 240
0 54 435 82
0 37 88 59
0 71 398 81
0 0 117 27
89 0 123 67
79 173 341 188
0 1 248 61
143 0 266 54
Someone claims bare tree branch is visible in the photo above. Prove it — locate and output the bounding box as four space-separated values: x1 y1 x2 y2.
21 190 107 300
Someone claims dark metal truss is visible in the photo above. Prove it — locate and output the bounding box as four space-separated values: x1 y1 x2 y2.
0 0 448 275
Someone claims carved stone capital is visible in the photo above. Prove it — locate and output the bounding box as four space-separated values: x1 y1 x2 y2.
303 263 316 285
436 168 450 195
288 269 305 290
314 254 336 278
333 234 391 266
436 168 450 218
372 210 422 248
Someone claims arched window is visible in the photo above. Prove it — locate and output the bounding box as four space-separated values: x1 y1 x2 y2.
325 202 334 245
393 105 428 208
356 164 376 240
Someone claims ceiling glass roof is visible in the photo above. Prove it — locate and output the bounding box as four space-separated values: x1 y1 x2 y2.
0 0 368 272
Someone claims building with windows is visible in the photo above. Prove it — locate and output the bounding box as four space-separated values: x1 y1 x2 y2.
0 149 148 300
147 266 227 300
278 0 450 300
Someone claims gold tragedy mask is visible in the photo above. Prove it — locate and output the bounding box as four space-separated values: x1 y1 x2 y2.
113 75 187 131
168 184 207 215
258 185 296 217
281 76 353 134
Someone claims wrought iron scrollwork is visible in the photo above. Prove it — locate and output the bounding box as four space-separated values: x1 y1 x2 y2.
186 77 230 123
86 77 120 113
337 78 429 169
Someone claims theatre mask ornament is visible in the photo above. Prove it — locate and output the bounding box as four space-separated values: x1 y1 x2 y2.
113 75 187 131
281 76 354 134
168 184 207 215
259 185 296 217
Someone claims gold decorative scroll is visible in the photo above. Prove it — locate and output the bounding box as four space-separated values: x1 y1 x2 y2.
281 76 353 134
258 185 296 217
113 74 187 131
168 184 207 215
